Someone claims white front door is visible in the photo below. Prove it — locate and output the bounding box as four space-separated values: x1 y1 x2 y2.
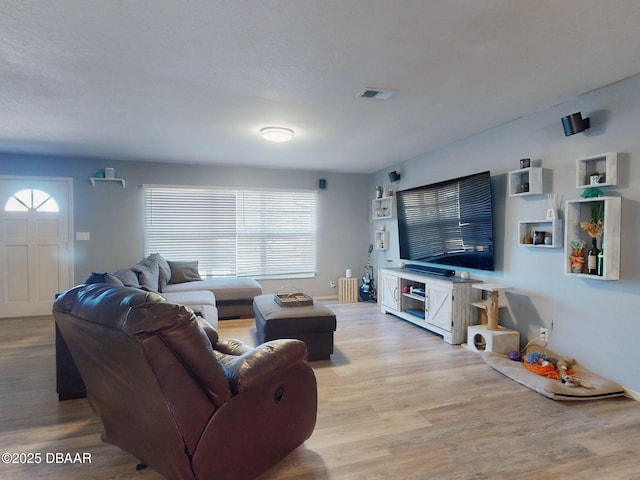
0 177 73 317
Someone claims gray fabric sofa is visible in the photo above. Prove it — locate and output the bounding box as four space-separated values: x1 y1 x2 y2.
163 277 263 320
105 254 262 324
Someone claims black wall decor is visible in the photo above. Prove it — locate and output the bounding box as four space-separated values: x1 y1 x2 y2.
388 170 401 182
562 112 590 136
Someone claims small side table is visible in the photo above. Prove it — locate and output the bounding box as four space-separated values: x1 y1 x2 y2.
467 324 520 354
338 277 359 302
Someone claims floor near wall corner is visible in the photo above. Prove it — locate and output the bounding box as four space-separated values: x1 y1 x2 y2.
1 303 639 480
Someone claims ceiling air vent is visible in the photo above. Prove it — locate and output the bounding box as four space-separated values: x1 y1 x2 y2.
358 88 397 100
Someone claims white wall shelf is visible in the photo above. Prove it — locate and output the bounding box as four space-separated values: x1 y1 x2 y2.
372 196 395 219
564 196 620 280
576 152 617 189
375 229 389 250
90 177 126 188
508 167 544 197
518 219 563 248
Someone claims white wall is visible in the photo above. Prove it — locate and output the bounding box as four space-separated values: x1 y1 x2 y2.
0 156 370 299
370 74 640 394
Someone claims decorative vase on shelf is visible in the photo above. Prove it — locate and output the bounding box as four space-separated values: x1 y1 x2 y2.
569 239 585 273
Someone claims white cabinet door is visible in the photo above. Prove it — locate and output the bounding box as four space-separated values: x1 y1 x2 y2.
380 272 399 311
426 284 452 332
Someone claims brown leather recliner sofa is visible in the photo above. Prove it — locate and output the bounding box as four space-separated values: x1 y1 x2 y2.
53 283 317 480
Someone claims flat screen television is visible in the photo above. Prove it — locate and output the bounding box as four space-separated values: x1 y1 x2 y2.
396 170 495 272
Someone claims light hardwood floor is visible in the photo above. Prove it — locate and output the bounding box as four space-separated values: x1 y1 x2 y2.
1 302 639 479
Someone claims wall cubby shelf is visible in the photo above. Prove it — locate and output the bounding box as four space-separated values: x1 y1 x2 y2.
372 196 395 219
90 177 126 188
576 152 617 189
375 229 389 250
518 219 563 248
564 196 620 280
508 167 543 197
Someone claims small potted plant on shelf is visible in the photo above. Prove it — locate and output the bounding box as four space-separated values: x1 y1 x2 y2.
579 187 604 276
580 187 604 239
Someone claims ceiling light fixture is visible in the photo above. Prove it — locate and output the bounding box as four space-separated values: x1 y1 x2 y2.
260 126 294 143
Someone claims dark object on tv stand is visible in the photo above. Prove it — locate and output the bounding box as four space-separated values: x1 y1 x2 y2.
405 264 455 277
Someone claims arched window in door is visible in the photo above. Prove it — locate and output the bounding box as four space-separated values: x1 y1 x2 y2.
4 189 60 213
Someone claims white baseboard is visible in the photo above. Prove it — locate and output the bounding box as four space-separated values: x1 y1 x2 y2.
624 387 640 401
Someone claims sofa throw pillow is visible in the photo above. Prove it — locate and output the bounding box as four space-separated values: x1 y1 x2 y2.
85 272 125 286
149 253 171 292
113 268 140 287
132 259 160 292
168 260 201 284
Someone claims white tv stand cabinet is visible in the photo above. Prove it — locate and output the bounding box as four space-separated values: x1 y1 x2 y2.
378 268 481 344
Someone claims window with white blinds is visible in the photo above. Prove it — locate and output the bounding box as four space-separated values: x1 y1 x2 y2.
143 186 318 278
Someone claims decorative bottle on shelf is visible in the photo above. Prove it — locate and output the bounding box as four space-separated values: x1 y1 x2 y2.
597 239 604 276
587 237 599 275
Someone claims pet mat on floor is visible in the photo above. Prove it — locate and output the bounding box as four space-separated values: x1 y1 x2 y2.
480 350 625 401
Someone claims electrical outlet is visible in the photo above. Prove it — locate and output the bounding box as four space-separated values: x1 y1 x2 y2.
540 328 549 342
329 281 336 288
